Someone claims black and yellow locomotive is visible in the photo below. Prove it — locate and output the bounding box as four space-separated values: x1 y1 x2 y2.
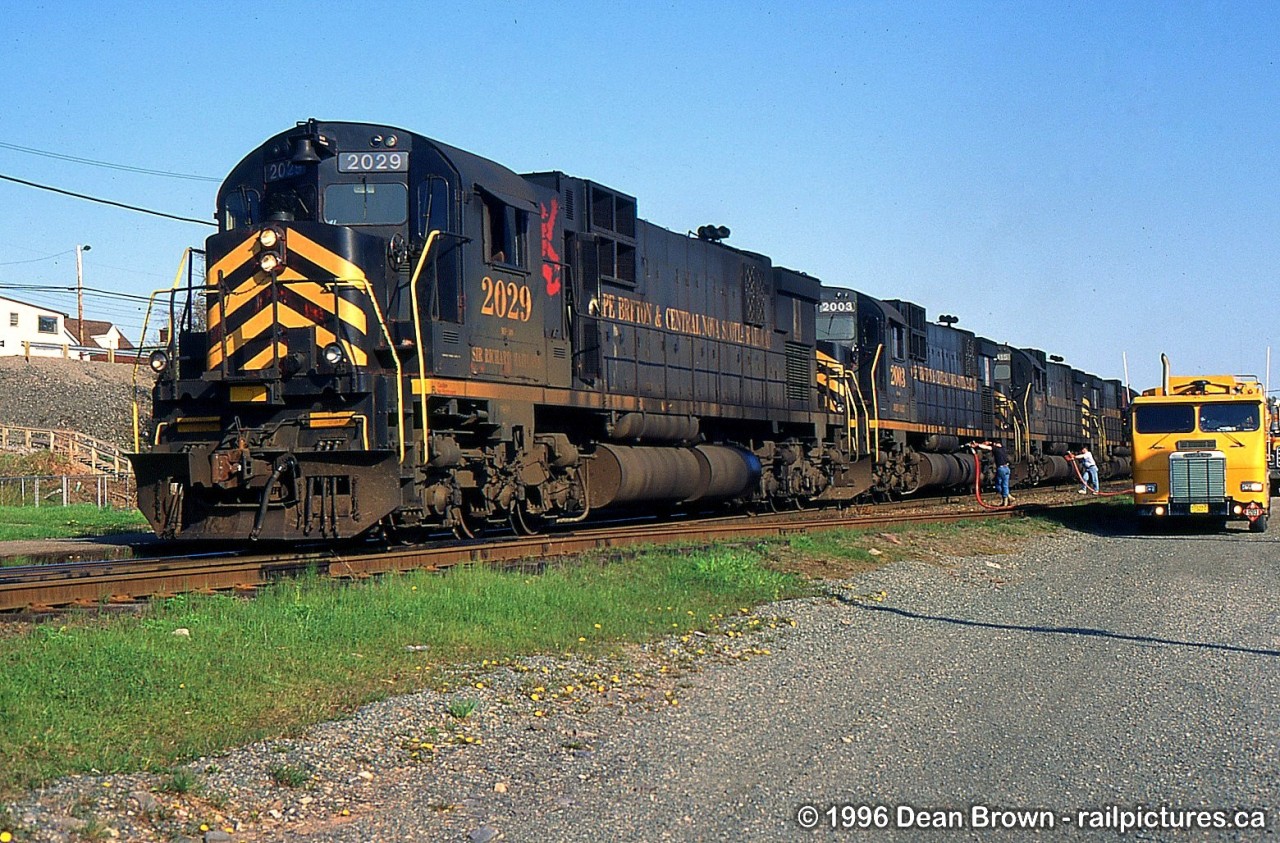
130 119 1128 542
814 290 1131 499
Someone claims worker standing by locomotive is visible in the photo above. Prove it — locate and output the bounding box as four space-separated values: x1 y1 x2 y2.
1070 445 1100 494
975 441 1014 506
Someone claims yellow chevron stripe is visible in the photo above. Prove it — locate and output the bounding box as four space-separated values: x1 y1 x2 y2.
207 233 258 285
208 272 271 331
243 341 286 371
286 280 368 334
287 229 368 281
208 303 369 369
208 306 278 368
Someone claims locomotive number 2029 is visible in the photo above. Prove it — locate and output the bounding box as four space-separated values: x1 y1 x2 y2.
337 151 409 172
481 277 533 322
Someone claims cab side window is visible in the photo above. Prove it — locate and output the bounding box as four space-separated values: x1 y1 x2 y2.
482 193 528 269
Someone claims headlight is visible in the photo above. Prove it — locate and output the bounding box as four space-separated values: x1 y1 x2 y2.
1134 483 1157 494
1241 481 1265 493
1154 505 1166 516
148 349 169 373
258 228 280 249
259 252 281 273
322 343 345 365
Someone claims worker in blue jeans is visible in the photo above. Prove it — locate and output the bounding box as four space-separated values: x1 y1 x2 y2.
975 441 1013 506
1069 446 1100 494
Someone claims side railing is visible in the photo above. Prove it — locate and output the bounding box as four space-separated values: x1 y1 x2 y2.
0 426 129 476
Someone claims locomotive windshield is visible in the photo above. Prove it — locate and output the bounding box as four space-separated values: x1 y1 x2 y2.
222 186 261 229
817 299 856 343
324 181 408 225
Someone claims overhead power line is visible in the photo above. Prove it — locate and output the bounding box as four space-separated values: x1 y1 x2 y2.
0 172 216 227
0 249 75 267
0 284 154 302
0 140 221 182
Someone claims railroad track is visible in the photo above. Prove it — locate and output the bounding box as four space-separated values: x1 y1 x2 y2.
0 502 1040 613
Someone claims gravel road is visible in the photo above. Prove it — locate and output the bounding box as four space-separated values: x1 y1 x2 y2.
8 516 1278 842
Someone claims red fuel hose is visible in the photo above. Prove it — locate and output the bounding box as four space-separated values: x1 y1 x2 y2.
1065 455 1129 497
970 450 1013 509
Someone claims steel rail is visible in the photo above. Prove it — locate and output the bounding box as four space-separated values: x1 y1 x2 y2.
0 506 1022 612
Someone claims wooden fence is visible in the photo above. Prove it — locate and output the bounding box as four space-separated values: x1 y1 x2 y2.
0 426 128 475
0 474 136 509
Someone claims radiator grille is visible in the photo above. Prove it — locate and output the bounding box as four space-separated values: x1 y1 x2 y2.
1169 452 1226 502
785 342 811 401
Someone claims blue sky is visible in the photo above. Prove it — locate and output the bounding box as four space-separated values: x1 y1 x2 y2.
1 1 1276 393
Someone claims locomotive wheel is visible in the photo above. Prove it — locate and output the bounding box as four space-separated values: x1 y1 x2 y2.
510 501 546 536
449 505 478 540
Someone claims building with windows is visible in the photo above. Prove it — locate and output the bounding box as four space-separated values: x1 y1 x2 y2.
0 294 132 359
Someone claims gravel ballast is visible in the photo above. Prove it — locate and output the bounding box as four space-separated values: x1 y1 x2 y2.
4 520 1277 842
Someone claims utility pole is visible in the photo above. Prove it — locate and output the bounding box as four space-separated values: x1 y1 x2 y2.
75 244 91 345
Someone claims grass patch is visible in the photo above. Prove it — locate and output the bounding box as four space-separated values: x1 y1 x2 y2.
159 768 199 795
0 504 148 541
0 515 1055 798
0 450 77 476
0 547 802 797
267 762 312 789
446 698 479 720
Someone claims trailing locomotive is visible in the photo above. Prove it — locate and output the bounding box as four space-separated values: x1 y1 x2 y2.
129 119 1129 542
815 289 1130 499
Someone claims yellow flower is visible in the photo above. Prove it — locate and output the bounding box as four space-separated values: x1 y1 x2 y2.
593 623 602 629
1 831 13 843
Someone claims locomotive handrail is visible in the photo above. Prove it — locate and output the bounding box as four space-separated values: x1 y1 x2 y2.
326 274 404 462
132 248 195 452
1018 383 1033 459
847 371 872 456
870 343 884 462
408 229 442 465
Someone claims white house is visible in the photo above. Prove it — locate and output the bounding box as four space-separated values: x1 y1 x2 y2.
65 318 135 354
0 294 79 357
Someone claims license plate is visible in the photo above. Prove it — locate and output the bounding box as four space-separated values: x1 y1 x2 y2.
1190 503 1209 514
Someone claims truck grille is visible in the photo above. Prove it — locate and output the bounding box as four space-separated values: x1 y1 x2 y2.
1168 452 1226 502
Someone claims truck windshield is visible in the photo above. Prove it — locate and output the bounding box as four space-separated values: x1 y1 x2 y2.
1134 404 1195 434
1198 402 1260 433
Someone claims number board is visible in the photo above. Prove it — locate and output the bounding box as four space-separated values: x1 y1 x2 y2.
264 160 307 182
337 151 409 173
818 301 855 313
